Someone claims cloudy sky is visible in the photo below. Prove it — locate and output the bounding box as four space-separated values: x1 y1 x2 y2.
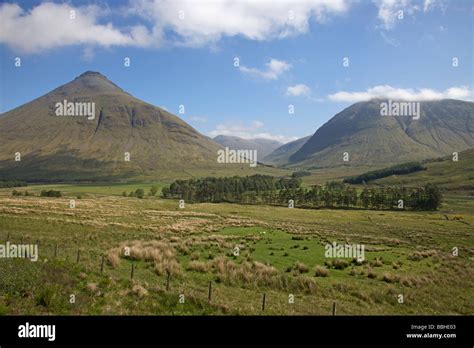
0 0 472 143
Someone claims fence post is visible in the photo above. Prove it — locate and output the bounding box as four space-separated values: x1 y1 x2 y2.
166 270 171 290
76 250 80 263
54 244 58 258
100 255 105 273
208 281 212 302
262 293 266 311
332 301 337 316
131 263 135 279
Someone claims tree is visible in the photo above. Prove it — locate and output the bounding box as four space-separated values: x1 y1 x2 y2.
135 188 145 199
424 183 442 210
150 185 159 196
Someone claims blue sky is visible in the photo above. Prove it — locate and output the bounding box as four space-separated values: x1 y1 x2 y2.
0 0 472 143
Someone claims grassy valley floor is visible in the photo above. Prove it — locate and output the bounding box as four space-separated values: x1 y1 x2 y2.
0 184 472 315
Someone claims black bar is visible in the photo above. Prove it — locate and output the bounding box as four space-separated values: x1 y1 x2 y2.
0 316 471 345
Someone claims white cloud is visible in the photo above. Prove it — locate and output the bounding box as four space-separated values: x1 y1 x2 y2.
0 3 152 53
81 47 95 62
188 116 207 123
239 59 291 80
328 85 472 102
209 121 297 143
423 0 438 11
130 0 351 47
286 84 312 97
373 0 442 30
0 1 351 53
373 0 416 30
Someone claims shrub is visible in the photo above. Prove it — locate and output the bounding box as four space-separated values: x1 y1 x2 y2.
149 185 159 196
291 236 305 240
40 190 61 197
135 188 145 199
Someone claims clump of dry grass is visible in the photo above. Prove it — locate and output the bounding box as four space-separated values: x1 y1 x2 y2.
190 252 200 261
371 257 383 267
392 260 402 269
408 250 438 261
294 261 309 274
109 240 182 277
367 267 377 279
86 283 100 295
314 265 330 277
131 284 148 298
187 260 209 273
332 259 350 270
106 250 120 268
154 258 181 277
176 243 190 255
207 256 315 293
382 272 399 283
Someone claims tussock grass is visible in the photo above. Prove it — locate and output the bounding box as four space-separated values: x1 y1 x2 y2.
314 265 330 277
408 250 438 261
187 261 209 273
382 273 399 283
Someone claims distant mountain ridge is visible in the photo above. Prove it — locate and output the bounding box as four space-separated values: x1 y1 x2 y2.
262 136 311 165
289 99 474 167
213 135 282 159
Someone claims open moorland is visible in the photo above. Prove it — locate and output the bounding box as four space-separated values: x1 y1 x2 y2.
0 183 472 315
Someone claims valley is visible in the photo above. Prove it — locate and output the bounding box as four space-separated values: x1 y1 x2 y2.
0 182 472 315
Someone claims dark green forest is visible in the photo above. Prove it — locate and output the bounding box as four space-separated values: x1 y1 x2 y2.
343 162 426 184
163 175 442 210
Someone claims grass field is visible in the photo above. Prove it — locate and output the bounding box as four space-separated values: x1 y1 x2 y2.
0 183 473 315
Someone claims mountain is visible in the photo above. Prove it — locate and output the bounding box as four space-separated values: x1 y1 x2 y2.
0 71 223 181
262 136 311 165
213 135 282 160
289 99 474 167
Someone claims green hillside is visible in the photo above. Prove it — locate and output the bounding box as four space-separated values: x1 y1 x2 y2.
372 148 474 191
289 99 474 168
0 72 229 181
263 136 311 165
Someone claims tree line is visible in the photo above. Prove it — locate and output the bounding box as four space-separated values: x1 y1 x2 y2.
0 180 27 188
162 175 442 211
343 162 426 184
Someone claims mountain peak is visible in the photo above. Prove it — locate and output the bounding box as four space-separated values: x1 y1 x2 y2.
77 71 107 79
51 70 127 97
